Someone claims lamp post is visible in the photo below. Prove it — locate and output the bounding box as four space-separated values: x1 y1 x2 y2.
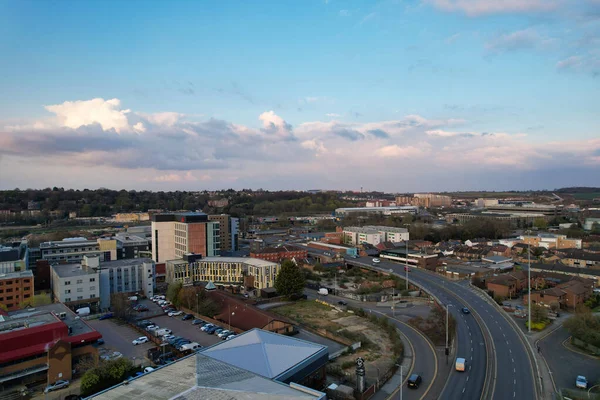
405 239 409 291
528 229 532 333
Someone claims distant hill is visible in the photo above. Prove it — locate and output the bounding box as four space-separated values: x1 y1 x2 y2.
555 187 600 193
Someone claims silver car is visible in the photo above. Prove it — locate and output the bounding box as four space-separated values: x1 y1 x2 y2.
44 380 69 393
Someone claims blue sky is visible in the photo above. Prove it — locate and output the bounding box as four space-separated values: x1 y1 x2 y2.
0 0 599 192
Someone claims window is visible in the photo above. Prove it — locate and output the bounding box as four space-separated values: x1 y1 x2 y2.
77 296 83 300
6 281 12 285
90 286 95 291
6 288 12 293
77 288 83 292
24 279 30 283
24 294 30 298
77 279 83 284
6 296 13 300
65 281 71 285
90 278 95 282
65 289 71 294
65 298 71 302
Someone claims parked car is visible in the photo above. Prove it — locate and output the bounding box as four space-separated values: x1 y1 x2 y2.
206 326 220 334
136 306 149 312
144 367 155 373
337 300 347 306
461 308 470 314
407 374 422 389
44 380 69 393
217 330 232 338
226 334 237 340
101 351 123 361
220 331 235 340
168 311 183 317
576 376 588 389
99 312 114 320
201 324 215 332
132 337 149 345
166 337 183 345
182 314 194 321
96 338 105 345
146 324 159 331
192 319 204 325
162 334 176 342
138 320 152 327
372 258 381 263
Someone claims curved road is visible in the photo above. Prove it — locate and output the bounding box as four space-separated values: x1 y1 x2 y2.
346 256 537 400
305 289 439 400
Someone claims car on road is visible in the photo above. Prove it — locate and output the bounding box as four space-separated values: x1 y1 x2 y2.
44 380 70 393
407 374 422 389
99 312 114 320
337 300 347 306
132 336 149 345
192 319 204 325
404 266 411 272
372 258 381 263
455 357 466 372
576 375 588 389
461 307 470 314
182 313 194 321
168 311 183 317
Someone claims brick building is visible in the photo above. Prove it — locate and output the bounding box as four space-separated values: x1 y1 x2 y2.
250 246 308 263
0 270 34 311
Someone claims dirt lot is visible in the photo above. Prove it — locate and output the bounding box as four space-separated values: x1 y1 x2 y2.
273 300 396 384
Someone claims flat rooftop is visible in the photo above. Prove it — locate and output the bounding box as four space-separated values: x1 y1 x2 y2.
52 263 98 278
1 302 93 337
100 258 153 269
86 353 323 400
40 238 97 248
0 270 33 280
196 257 279 267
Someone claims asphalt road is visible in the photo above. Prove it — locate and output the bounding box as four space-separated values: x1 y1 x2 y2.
346 256 537 400
539 325 600 392
305 289 440 400
347 257 486 400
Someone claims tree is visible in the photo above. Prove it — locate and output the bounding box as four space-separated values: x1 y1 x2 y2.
19 292 52 308
530 304 548 324
110 293 134 321
81 358 137 397
534 218 548 230
564 308 600 348
274 259 306 298
178 286 198 310
166 281 183 307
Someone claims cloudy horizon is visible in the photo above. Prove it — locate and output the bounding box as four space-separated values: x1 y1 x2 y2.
1 1 599 192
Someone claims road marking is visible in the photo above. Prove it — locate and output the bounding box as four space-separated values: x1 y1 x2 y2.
514 392 516 398
467 376 469 382
514 368 516 373
503 333 506 338
512 358 515 363
506 341 509 345
471 347 473 352
514 379 516 385
470 339 473 344
463 388 466 393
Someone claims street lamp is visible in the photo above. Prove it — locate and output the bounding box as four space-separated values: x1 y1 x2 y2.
405 239 409 291
527 229 532 333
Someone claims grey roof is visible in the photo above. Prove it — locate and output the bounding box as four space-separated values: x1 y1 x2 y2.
482 255 513 264
51 263 98 278
86 353 322 400
3 303 94 336
201 328 327 380
0 248 20 262
0 270 33 280
99 258 154 269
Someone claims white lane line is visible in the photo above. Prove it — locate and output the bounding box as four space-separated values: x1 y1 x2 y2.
470 339 473 344
514 368 516 373
466 376 469 382
471 347 473 352
509 349 512 353
506 340 509 345
514 379 516 385
470 356 473 361
513 392 516 398
503 333 506 338
463 388 466 393
512 358 515 363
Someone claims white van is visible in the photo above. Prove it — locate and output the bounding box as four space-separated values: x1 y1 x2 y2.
180 342 201 351
318 288 328 296
76 307 90 316
455 357 466 372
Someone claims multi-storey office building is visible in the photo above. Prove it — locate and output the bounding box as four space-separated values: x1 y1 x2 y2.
208 214 240 253
50 256 100 309
98 258 155 309
151 213 220 263
114 234 150 259
40 237 114 264
0 270 34 311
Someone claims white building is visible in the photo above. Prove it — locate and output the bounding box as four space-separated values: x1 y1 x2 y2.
475 198 499 207
343 225 409 246
41 237 107 264
584 218 600 231
51 256 100 306
335 206 418 217
98 258 155 309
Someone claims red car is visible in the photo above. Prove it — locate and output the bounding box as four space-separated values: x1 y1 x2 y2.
404 266 411 272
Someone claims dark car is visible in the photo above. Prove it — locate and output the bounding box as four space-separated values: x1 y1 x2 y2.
96 338 105 345
461 307 470 314
206 326 220 334
337 300 347 306
182 314 194 321
192 319 204 325
99 312 114 320
407 374 422 389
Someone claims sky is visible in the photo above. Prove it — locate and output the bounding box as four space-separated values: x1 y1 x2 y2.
0 0 599 192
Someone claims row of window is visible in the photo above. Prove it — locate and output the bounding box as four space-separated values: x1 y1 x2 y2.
64 295 92 302
65 286 95 294
64 278 95 285
0 294 30 301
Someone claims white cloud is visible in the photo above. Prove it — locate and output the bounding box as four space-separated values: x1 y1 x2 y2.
326 113 341 117
133 122 146 133
376 144 430 158
259 110 294 140
301 139 328 155
485 28 553 53
45 98 131 133
139 112 184 127
424 0 560 16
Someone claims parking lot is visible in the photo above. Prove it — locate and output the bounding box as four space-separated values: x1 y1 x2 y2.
150 315 222 348
88 319 153 362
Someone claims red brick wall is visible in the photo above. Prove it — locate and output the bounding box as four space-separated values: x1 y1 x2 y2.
188 223 207 256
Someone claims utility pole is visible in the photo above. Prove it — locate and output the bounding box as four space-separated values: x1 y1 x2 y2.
445 304 452 365
392 286 395 317
400 364 403 400
528 229 532 333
